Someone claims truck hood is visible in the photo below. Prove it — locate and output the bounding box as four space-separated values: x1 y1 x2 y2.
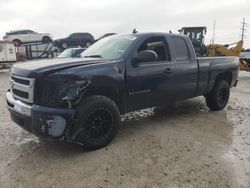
11 58 111 78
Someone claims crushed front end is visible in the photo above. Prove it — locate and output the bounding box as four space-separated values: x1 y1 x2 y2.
6 73 88 140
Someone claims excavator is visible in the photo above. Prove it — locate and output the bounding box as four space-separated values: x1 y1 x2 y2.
178 27 208 56
179 26 250 71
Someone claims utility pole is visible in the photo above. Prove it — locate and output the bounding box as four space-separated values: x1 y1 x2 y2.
211 20 216 44
240 18 247 41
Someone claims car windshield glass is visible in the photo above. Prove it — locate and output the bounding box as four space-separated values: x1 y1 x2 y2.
81 35 136 60
58 49 76 58
58 48 85 58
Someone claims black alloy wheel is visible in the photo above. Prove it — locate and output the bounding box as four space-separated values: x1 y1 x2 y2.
206 80 230 111
84 107 114 139
73 95 120 150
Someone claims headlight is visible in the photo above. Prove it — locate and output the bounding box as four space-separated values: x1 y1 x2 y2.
35 76 90 108
60 80 90 108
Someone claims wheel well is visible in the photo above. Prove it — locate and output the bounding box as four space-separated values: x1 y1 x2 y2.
13 39 21 43
42 36 51 40
12 39 21 46
215 72 232 86
83 87 124 113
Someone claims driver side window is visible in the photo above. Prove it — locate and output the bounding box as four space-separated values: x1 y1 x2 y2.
137 36 170 62
69 34 76 38
26 30 34 34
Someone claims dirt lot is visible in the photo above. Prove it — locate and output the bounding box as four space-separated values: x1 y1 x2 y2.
0 70 250 188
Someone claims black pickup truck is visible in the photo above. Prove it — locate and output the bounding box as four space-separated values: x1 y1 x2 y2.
6 33 239 150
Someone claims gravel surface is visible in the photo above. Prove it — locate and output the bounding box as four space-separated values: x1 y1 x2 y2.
0 69 250 188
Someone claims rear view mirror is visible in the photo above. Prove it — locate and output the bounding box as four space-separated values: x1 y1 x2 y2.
133 50 157 64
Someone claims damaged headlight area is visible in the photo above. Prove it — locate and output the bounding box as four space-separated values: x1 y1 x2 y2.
60 80 90 108
35 76 90 108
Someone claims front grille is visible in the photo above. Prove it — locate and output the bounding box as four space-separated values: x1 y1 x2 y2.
11 76 30 85
12 89 29 99
10 75 35 103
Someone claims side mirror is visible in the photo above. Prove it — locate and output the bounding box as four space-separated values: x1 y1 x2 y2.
133 50 157 64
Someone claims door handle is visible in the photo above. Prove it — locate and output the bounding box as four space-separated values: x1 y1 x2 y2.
163 68 172 74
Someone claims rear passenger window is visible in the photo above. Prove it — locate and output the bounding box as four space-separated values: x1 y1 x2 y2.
16 31 24 35
20 31 27 34
172 37 189 61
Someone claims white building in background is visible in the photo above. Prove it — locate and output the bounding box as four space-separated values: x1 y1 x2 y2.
0 41 17 63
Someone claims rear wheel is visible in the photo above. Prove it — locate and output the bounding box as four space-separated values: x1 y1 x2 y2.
13 39 21 46
73 95 120 150
206 80 230 111
84 41 92 48
61 42 68 49
42 36 52 43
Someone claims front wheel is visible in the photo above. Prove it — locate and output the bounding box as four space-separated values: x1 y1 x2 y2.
73 95 120 150
206 80 230 111
84 41 92 48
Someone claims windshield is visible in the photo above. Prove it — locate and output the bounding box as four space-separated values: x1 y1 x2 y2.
81 35 136 60
186 31 202 43
58 48 85 58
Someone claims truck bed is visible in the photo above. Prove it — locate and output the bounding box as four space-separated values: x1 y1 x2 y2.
196 56 239 96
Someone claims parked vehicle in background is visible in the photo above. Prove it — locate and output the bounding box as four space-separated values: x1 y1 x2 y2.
6 33 239 150
3 30 53 45
54 33 94 50
57 48 85 58
0 41 16 68
95 33 117 42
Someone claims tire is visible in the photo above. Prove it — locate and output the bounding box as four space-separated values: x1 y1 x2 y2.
73 95 120 150
42 36 52 43
206 80 230 111
84 41 92 48
61 42 68 49
13 39 21 46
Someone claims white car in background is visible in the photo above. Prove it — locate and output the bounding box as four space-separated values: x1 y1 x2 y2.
3 30 53 45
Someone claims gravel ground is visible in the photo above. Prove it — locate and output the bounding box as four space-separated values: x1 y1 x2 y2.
0 69 250 188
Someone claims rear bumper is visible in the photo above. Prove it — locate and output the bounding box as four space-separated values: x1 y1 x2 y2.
6 91 74 139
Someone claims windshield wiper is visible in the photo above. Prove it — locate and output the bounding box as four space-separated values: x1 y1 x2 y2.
84 55 103 58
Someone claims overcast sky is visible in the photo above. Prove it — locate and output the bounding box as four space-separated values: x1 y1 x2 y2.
1 0 250 48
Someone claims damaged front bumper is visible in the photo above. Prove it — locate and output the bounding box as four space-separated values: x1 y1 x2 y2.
6 91 74 139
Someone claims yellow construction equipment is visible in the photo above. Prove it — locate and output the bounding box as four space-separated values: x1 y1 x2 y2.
206 40 250 71
206 40 243 57
240 57 250 71
179 27 249 71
